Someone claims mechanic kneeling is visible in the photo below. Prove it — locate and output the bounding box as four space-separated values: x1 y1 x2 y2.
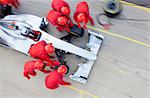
47 10 84 37
47 10 74 33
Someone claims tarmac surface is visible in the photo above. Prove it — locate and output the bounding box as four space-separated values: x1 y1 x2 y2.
124 0 150 7
0 0 150 98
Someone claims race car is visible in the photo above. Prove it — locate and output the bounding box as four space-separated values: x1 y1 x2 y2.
0 14 104 84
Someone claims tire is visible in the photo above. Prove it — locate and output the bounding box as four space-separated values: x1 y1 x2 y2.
103 0 122 17
70 24 84 37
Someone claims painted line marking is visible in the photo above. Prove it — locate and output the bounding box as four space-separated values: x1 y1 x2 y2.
67 86 99 98
87 26 150 48
79 93 83 98
120 0 150 12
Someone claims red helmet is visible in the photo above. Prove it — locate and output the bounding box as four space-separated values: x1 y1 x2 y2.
45 43 55 54
57 16 68 25
35 61 44 70
52 60 61 67
0 0 9 5
77 13 86 23
57 65 67 75
61 6 70 15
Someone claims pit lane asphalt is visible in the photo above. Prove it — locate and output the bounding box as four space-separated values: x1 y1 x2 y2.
0 0 149 98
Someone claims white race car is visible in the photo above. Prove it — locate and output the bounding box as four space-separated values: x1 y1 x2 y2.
0 14 104 84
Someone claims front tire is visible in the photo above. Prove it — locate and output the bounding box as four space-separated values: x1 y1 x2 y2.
70 24 84 37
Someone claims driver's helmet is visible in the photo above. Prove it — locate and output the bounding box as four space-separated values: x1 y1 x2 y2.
21 28 28 35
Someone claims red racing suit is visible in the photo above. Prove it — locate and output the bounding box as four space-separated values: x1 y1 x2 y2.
28 40 60 67
0 0 20 8
9 0 20 8
45 70 71 89
74 2 94 28
47 10 74 33
52 0 70 15
23 59 50 79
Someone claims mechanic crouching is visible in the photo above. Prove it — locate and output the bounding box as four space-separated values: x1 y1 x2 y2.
74 2 94 28
28 40 61 68
52 0 70 16
45 65 71 89
46 10 74 33
23 59 51 79
24 40 71 89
